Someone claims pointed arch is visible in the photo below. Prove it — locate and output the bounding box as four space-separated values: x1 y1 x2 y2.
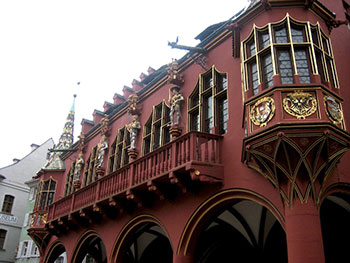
43 240 66 263
177 188 285 258
71 230 107 263
111 214 173 263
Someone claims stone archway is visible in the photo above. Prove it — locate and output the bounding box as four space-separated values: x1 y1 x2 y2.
71 230 107 263
112 215 173 263
321 191 350 262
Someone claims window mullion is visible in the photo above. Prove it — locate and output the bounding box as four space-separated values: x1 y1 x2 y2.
287 20 298 75
308 22 318 75
253 26 261 85
199 77 203 132
268 23 277 76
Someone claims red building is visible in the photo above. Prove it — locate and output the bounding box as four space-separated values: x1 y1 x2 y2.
29 1 350 262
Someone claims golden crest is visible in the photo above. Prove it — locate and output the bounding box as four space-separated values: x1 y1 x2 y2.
283 91 317 119
250 97 275 127
324 95 343 124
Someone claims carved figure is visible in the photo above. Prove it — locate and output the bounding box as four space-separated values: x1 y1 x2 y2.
126 115 141 149
96 135 108 168
169 86 184 125
127 94 139 115
73 153 84 181
166 59 184 85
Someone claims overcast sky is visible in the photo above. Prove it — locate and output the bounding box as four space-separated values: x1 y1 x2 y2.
0 0 247 168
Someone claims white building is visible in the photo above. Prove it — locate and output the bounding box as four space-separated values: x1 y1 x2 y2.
0 139 54 263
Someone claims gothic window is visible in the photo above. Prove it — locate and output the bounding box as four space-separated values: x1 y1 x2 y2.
35 178 56 210
64 163 75 196
142 101 170 155
242 15 338 97
82 147 97 187
1 195 14 214
188 66 228 134
0 229 6 249
108 127 130 173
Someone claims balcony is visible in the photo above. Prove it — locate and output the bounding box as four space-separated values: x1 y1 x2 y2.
38 131 223 234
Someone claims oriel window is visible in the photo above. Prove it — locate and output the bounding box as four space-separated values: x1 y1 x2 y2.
35 178 56 210
242 14 339 97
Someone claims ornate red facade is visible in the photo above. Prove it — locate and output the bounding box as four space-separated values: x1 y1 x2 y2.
29 1 350 262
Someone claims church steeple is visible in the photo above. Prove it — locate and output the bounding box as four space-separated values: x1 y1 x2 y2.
44 95 77 169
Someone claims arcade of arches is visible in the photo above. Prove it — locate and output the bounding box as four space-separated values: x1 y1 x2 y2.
43 191 350 263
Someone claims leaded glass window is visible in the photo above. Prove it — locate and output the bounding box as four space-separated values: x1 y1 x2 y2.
278 50 294 84
250 62 259 95
242 14 339 96
295 49 311 83
259 32 270 49
275 27 289 43
262 54 274 88
291 27 305 42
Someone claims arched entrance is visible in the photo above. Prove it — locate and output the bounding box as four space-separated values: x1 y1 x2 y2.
44 241 66 263
194 199 287 263
72 231 107 263
113 215 173 263
321 192 350 262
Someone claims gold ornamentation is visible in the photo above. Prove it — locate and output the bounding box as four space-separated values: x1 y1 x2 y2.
41 213 48 224
250 97 275 127
324 95 343 124
283 91 317 119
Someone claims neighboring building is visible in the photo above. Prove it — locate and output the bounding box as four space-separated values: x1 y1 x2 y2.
15 178 41 263
0 139 54 263
29 1 350 263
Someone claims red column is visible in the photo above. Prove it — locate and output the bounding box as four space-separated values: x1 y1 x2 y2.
285 199 325 263
173 253 193 263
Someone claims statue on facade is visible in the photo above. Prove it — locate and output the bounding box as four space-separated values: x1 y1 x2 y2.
73 153 84 181
127 94 141 116
126 115 141 150
166 59 184 86
96 135 108 168
169 86 184 126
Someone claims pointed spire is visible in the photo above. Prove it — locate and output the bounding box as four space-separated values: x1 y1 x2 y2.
57 94 76 150
44 95 77 170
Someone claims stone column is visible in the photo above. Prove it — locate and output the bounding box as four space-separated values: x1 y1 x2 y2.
285 199 325 263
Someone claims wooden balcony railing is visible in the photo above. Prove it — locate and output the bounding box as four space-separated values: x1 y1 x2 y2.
46 131 222 222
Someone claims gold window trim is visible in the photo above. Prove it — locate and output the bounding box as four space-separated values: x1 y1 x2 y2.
241 13 339 102
187 65 228 134
142 100 170 156
107 127 130 173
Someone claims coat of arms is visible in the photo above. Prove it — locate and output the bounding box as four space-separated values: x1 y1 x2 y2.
324 95 343 124
282 91 317 119
250 97 275 127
